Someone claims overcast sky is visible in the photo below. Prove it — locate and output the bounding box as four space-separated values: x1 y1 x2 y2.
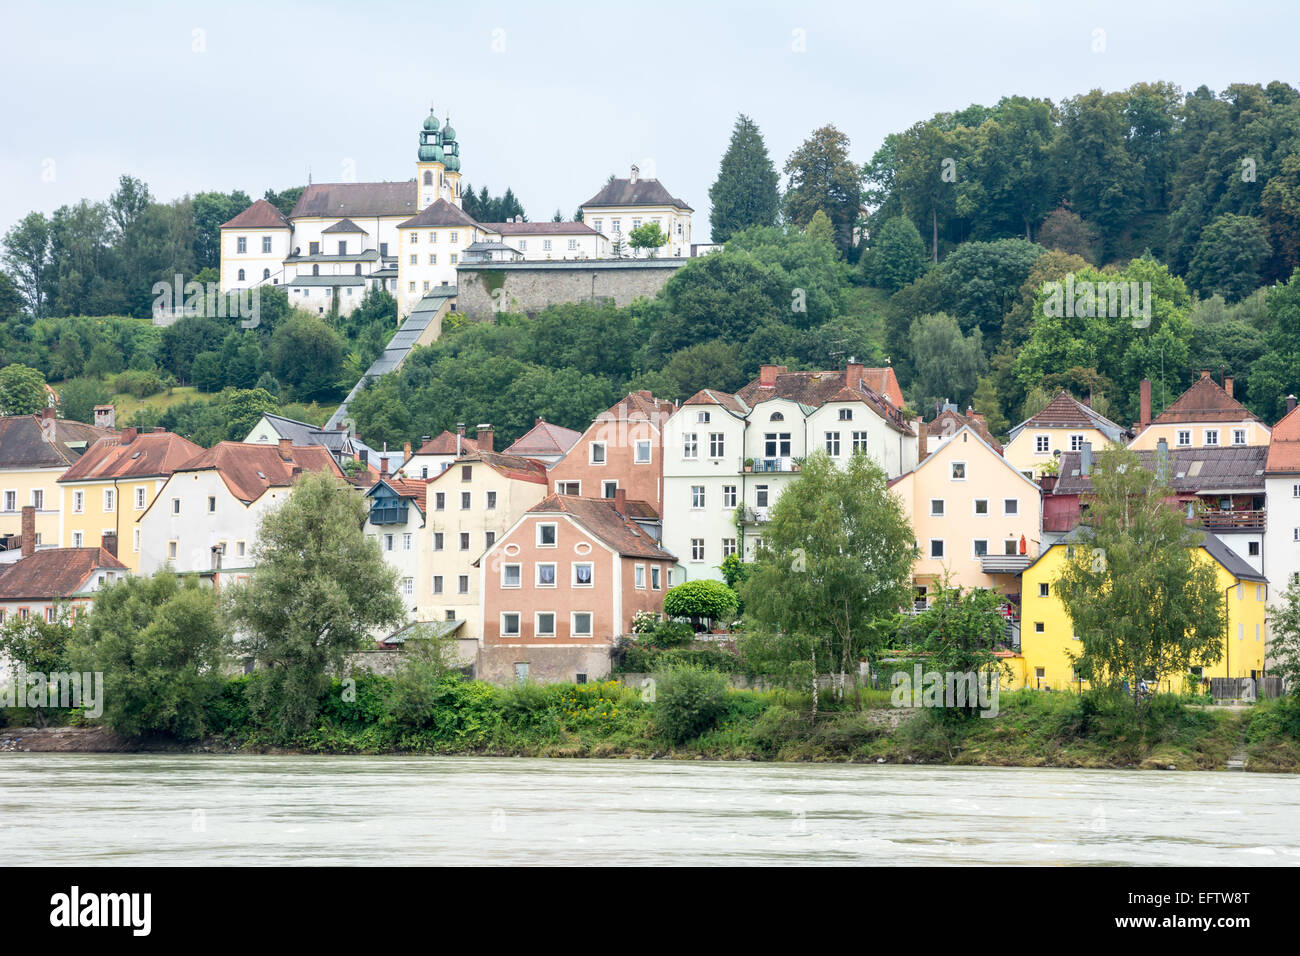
3 0 1298 240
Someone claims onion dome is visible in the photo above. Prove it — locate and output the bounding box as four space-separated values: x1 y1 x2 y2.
422 109 440 132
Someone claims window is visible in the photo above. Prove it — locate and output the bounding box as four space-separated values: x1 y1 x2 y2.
236 541 245 558
207 495 216 514
501 613 521 637
262 236 272 253
461 465 472 481
429 254 437 265
930 540 944 559
709 433 725 458
556 481 580 495
592 219 602 232
930 499 945 517
572 612 593 637
1248 541 1260 557
634 565 646 589
237 269 246 281
1003 540 1018 556
755 485 769 508
573 563 593 586
973 539 988 557
825 432 841 456
1069 434 1084 452
1204 429 1219 446
1035 435 1049 453
73 490 84 513
168 541 177 559
429 232 437 242
237 236 247 253
458 532 470 551
838 408 852 421
721 538 736 558
485 491 497 510
770 412 785 422
449 254 458 265
432 575 444 595
722 485 737 508
691 485 705 509
1177 430 1191 447
537 523 557 547
651 566 662 589
433 532 444 551
2 490 13 512
950 462 966 480
171 497 180 515
383 534 394 552
1003 498 1019 516
691 538 704 561
410 254 418 265
1039 582 1050 597
568 239 578 251
485 531 496 549
401 577 413 596
502 564 522 588
973 499 988 516
764 433 792 457
133 529 140 553
457 575 469 595
682 433 698 458
265 268 272 280
449 232 458 243
536 612 556 637
542 239 552 252
135 487 146 509
72 531 84 547
104 489 115 512
536 563 557 587
403 533 412 551
602 480 618 498
1233 429 1247 445
409 232 418 243
460 491 471 510
1034 622 1045 633
590 442 607 464
852 431 869 454
635 440 651 464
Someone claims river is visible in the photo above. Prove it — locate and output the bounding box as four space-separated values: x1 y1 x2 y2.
2 755 1297 865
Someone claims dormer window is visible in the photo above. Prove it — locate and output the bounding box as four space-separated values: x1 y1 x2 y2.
770 412 784 422
838 408 852 421
697 411 710 423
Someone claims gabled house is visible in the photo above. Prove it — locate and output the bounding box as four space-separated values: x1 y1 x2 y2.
0 408 113 557
1264 397 1300 592
547 392 675 517
1129 371 1269 452
477 491 678 684
363 476 427 619
502 418 582 465
58 428 203 572
1004 390 1128 479
924 404 1004 457
137 439 342 586
661 362 917 581
0 512 126 625
403 426 481 480
889 424 1043 606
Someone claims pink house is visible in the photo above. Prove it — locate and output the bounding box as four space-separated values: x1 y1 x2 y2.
476 491 677 683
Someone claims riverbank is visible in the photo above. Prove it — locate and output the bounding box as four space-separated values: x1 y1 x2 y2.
6 680 1298 771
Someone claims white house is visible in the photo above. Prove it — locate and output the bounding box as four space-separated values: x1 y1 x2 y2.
580 165 693 258
1265 399 1300 594
363 477 427 620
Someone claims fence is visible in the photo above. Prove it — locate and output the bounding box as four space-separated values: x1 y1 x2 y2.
1209 676 1284 700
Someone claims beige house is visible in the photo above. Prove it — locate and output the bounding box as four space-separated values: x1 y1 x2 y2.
1004 391 1129 480
1128 372 1269 452
890 424 1043 605
580 165 693 258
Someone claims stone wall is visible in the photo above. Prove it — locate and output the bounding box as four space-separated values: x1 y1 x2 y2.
456 260 686 321
476 645 613 685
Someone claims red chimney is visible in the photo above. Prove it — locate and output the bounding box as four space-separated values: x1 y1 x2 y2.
477 424 494 452
759 365 785 388
845 360 863 390
1200 369 1210 380
39 406 55 423
613 488 627 516
916 418 928 461
120 426 138 445
403 441 412 461
1224 376 1234 398
380 455 388 477
1139 379 1152 429
20 505 35 558
277 438 293 461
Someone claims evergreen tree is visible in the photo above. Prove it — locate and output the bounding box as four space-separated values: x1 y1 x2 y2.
708 114 780 243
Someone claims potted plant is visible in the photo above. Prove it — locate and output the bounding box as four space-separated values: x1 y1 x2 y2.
792 456 804 472
744 458 754 472
1037 457 1060 492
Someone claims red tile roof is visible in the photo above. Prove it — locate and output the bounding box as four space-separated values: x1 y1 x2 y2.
925 408 1004 455
428 450 549 486
170 441 342 503
1266 404 1300 474
366 476 428 511
594 391 677 426
0 547 126 601
1149 374 1261 426
527 495 676 560
58 431 204 483
1022 390 1123 431
502 419 582 457
220 199 291 230
862 367 905 408
414 430 479 456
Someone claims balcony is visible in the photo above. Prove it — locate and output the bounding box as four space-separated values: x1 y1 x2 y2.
980 553 1033 574
1197 509 1265 532
743 456 798 473
368 503 409 526
737 506 771 524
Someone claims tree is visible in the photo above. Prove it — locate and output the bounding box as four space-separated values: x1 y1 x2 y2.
739 451 916 714
227 472 404 733
782 124 862 253
2 212 52 316
218 387 280 442
862 216 926 291
708 113 780 243
270 313 345 402
1035 206 1099 262
908 312 985 412
1187 214 1271 302
1266 576 1300 692
0 611 78 727
628 222 668 257
662 580 738 631
1053 447 1226 706
68 572 228 739
0 270 25 318
57 377 111 424
0 363 48 415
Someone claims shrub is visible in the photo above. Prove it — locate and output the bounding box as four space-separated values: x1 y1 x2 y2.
112 368 169 398
662 580 739 628
638 619 694 649
653 665 730 744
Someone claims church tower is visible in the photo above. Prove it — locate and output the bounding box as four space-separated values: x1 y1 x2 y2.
415 106 462 209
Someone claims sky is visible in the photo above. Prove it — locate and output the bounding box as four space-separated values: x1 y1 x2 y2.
3 0 1299 239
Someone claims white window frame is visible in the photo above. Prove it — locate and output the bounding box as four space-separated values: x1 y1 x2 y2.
589 441 607 465
535 612 556 638
536 523 557 548
571 611 593 637
536 562 558 588
634 440 652 464
500 612 521 638
572 562 594 587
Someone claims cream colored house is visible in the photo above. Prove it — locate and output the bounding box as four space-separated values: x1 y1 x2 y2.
1004 391 1128 480
580 165 693 258
1128 372 1270 452
890 424 1043 604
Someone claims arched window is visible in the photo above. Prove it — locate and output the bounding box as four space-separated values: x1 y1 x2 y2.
237 268 245 281
423 171 433 186
262 268 270 279
770 412 784 422
312 264 319 276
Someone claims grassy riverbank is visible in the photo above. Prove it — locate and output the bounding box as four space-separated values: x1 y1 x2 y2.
7 674 1297 771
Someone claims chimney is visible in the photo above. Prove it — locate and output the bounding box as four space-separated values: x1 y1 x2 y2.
39 406 55 423
421 435 431 446
1224 376 1234 398
759 364 785 388
456 422 465 456
277 438 293 461
93 404 116 430
1139 379 1152 429
1288 395 1298 415
1080 441 1093 476
1200 369 1210 380
915 417 928 461
403 441 412 461
120 426 138 445
1156 437 1170 482
380 455 388 477
630 164 639 185
476 423 493 452
845 359 863 390
101 531 118 557
20 505 35 558
613 487 627 516
211 543 223 571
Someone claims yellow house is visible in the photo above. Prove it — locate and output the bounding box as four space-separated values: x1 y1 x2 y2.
1004 391 1128 480
57 427 203 572
1014 529 1268 691
890 424 1043 603
0 410 112 553
1129 371 1270 452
